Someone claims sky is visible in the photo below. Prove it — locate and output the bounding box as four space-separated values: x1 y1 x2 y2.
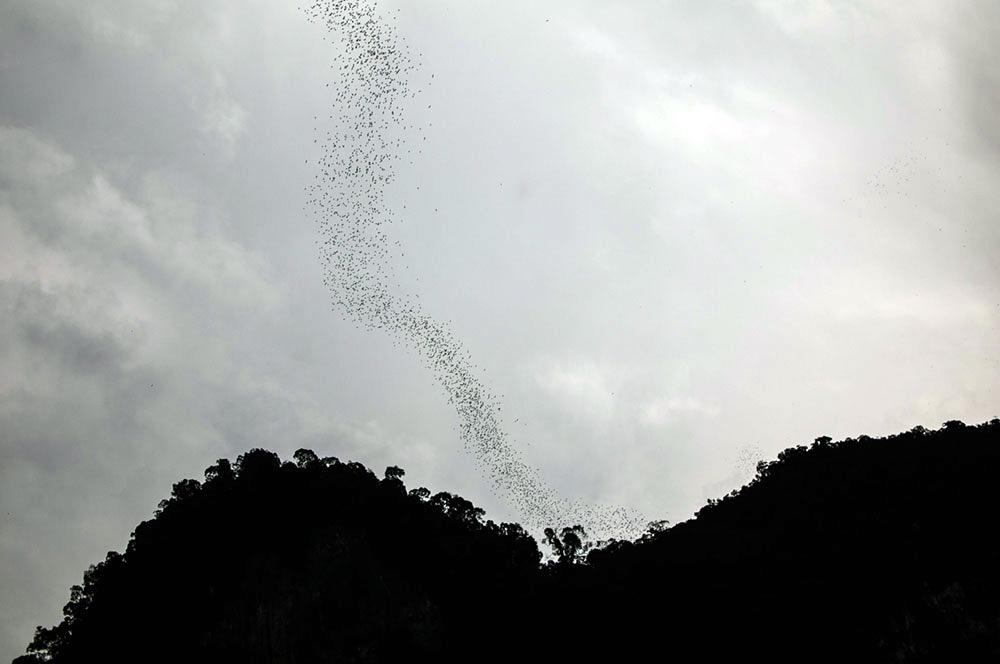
2 0 999 658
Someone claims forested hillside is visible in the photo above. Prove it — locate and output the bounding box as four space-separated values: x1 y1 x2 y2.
17 419 1000 663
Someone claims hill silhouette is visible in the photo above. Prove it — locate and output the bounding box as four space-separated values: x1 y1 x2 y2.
16 419 1000 663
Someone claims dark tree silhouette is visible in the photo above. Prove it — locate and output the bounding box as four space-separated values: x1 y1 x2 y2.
16 418 1000 663
293 448 320 468
543 525 589 566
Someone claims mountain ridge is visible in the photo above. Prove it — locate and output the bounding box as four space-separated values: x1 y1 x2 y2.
17 418 1000 663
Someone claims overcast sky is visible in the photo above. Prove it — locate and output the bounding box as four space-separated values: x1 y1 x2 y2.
2 0 999 658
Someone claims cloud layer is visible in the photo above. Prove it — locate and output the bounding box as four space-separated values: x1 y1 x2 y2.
2 1 998 659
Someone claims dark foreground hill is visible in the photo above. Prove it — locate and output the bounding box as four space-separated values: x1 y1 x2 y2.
16 419 1000 663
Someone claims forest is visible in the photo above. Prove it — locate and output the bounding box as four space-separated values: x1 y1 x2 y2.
16 418 1000 663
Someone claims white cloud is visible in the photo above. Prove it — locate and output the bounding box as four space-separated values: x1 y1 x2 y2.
1 127 278 312
91 14 151 49
750 0 847 34
532 358 616 420
642 396 719 426
197 71 249 149
88 0 179 47
784 265 992 326
0 126 75 183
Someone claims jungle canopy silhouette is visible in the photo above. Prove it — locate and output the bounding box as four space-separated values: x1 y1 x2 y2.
16 418 1000 663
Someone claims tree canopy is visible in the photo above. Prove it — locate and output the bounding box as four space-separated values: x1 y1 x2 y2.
16 418 1000 663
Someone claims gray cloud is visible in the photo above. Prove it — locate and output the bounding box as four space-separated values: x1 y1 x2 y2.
3 1 999 660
